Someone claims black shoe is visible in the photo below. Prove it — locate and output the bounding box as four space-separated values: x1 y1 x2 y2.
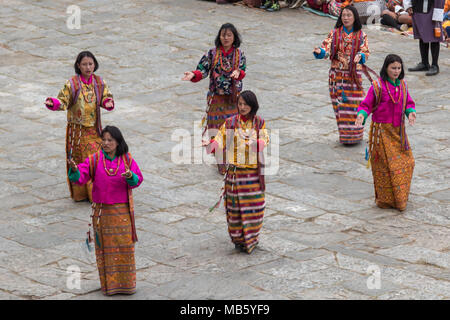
408 62 430 72
425 65 439 76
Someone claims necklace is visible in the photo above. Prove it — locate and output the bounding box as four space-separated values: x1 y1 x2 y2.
385 81 402 104
103 154 121 176
81 84 95 104
219 48 234 73
235 115 255 142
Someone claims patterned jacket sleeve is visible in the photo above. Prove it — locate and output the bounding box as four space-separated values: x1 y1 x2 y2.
195 49 213 80
47 80 72 111
239 50 246 72
258 121 270 147
321 31 334 59
213 121 227 150
101 79 114 110
359 32 370 61
236 49 247 80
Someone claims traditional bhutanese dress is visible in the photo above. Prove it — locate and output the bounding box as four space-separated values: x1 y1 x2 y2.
46 74 114 202
357 78 416 211
69 149 143 295
191 46 246 139
315 26 370 144
209 114 269 254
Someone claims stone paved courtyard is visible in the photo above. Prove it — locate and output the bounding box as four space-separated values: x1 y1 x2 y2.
0 0 449 300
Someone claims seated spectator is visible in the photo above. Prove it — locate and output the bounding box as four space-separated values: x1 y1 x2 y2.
380 0 412 31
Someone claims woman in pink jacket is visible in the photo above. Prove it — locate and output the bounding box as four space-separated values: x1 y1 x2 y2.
68 125 143 295
356 54 416 211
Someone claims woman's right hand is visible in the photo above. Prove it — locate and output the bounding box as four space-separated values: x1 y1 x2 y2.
45 98 53 108
67 158 78 172
182 71 194 81
355 114 364 127
313 47 322 55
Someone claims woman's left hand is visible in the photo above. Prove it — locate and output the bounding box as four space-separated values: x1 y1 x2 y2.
121 169 133 179
104 100 114 109
230 70 240 80
408 112 416 126
354 53 362 64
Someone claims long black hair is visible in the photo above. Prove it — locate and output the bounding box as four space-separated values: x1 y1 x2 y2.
239 90 259 118
215 23 241 48
74 51 99 75
101 125 129 157
380 54 405 81
335 5 362 32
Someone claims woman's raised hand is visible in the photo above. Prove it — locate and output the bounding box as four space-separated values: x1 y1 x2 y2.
408 112 416 126
121 169 133 179
182 71 195 81
104 100 113 109
355 114 364 127
230 70 240 80
67 158 78 172
45 98 53 108
313 47 322 55
354 53 362 64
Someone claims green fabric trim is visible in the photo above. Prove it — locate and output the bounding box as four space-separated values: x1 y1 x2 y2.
68 167 80 182
102 149 116 161
357 110 368 125
405 108 415 118
387 78 400 87
126 172 139 186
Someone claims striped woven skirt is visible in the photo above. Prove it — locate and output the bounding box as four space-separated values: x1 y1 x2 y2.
370 123 415 211
329 68 365 144
92 203 136 295
66 123 101 201
206 94 238 139
224 167 265 254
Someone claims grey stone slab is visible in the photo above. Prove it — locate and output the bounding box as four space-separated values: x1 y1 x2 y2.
324 244 408 269
0 0 449 300
272 230 355 249
376 245 450 269
292 286 372 300
341 275 404 298
267 182 369 214
0 268 58 298
156 274 262 300
251 276 317 296
379 266 450 297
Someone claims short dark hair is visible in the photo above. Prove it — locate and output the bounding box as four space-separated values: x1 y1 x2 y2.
335 5 362 32
101 125 129 157
215 23 241 48
239 90 259 117
380 54 405 81
74 51 99 75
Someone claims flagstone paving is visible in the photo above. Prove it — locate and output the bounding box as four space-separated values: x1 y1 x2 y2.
0 0 448 300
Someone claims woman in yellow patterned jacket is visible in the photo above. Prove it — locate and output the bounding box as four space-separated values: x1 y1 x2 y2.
45 51 115 202
204 90 269 254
